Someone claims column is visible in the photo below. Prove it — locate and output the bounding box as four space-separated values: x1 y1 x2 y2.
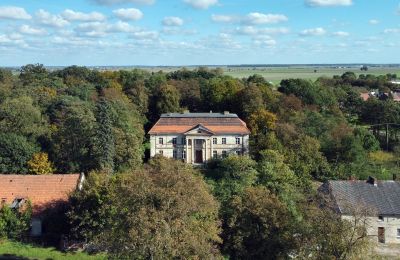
204 139 207 161
191 138 195 164
185 136 188 163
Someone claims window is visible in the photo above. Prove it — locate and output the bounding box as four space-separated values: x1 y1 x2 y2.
188 139 192 145
222 138 227 145
222 151 227 158
397 229 400 238
236 150 241 156
213 150 218 159
378 216 384 222
236 137 241 145
182 150 186 160
173 150 177 159
181 137 186 145
196 139 203 145
159 150 164 156
213 138 217 145
172 138 177 145
159 138 164 145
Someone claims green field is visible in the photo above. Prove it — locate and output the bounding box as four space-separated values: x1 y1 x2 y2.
0 240 106 260
223 66 400 84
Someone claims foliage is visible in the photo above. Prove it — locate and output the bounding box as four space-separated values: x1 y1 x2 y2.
0 133 38 174
69 157 222 259
222 186 295 259
0 202 32 240
27 152 54 175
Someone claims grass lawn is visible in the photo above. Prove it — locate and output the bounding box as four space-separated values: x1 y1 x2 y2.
0 240 106 260
223 66 400 84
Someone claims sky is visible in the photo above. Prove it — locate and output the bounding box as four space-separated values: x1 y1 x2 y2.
0 0 399 66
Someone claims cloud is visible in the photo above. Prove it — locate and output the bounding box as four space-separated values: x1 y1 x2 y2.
0 6 31 20
132 31 159 40
162 27 196 35
36 10 70 28
75 21 140 37
305 0 352 7
61 9 106 22
211 14 237 23
234 26 290 35
384 28 400 34
369 19 379 25
92 0 154 5
332 31 349 37
300 27 326 36
212 13 288 25
243 13 288 25
113 8 143 21
253 35 277 47
162 17 184 26
19 25 47 36
183 0 218 10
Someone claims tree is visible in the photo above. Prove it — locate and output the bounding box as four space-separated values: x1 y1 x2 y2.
248 108 277 136
69 157 222 259
0 133 38 174
19 63 48 86
236 85 264 118
222 186 295 259
27 152 54 175
94 99 115 174
0 96 45 138
205 155 258 205
150 84 181 121
0 202 32 240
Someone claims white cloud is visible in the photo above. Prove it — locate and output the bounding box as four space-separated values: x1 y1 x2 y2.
0 6 31 20
162 17 184 26
19 25 47 36
211 14 237 23
305 0 352 7
61 9 106 22
162 27 196 35
253 35 277 47
92 0 154 5
234 26 290 36
243 13 288 25
183 0 218 10
332 31 349 37
300 27 326 36
369 19 379 25
75 21 140 37
36 10 69 28
113 8 143 21
384 28 400 34
132 31 159 40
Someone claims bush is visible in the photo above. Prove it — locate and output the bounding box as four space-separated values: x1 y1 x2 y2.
0 202 32 240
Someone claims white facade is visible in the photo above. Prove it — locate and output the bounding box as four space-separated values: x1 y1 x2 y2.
343 215 400 244
150 128 249 164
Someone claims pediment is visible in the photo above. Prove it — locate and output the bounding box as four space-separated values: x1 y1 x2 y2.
184 124 214 136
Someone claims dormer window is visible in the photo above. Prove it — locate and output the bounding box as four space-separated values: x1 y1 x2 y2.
378 216 384 222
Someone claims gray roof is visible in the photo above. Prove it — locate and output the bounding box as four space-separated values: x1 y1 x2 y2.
323 180 400 216
161 112 238 118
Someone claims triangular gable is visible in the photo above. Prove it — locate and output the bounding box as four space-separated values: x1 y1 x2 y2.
184 124 214 135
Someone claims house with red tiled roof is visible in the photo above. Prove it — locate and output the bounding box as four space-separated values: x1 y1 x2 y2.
148 111 250 164
0 174 85 236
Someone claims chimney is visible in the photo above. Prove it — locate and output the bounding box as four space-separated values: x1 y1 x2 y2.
183 110 190 114
367 176 378 186
223 111 229 115
209 110 213 113
349 175 356 181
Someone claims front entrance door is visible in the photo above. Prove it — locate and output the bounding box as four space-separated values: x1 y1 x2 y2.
378 227 385 243
195 150 203 163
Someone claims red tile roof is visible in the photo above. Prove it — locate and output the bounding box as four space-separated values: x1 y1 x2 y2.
148 115 250 135
0 174 82 214
360 93 370 101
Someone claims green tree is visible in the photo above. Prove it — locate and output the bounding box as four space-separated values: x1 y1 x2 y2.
0 202 32 240
19 63 48 86
94 99 115 174
222 186 295 259
69 157 222 259
0 133 38 173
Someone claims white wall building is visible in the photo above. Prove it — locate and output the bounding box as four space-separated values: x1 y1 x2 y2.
148 112 250 164
322 177 400 244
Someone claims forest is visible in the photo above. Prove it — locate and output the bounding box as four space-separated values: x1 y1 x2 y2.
1 64 400 259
